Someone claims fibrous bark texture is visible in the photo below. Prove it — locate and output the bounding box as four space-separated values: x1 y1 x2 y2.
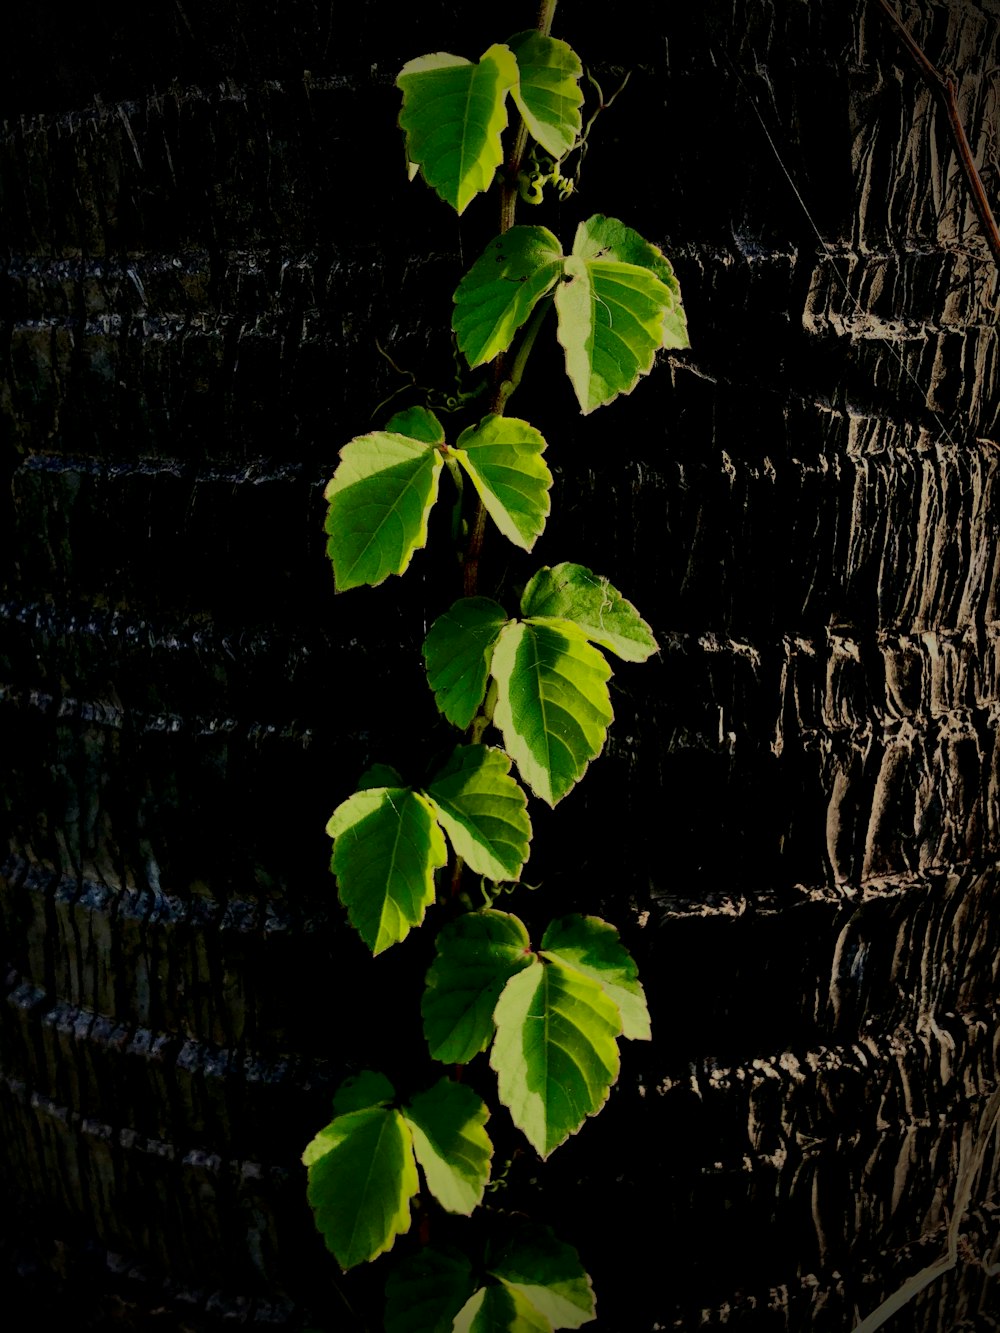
1 1 999 1329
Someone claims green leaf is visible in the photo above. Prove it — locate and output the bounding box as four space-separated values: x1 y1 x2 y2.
491 957 621 1158
327 787 447 954
452 227 563 368
357 763 405 791
454 416 552 551
385 1248 478 1333
541 915 650 1041
490 1224 596 1330
490 619 613 806
303 1106 418 1269
332 1070 396 1114
424 745 531 881
398 45 519 214
520 564 658 663
423 597 509 730
403 1079 493 1215
554 215 688 414
386 405 447 443
507 32 584 160
454 1284 552 1333
324 431 444 590
423 910 533 1064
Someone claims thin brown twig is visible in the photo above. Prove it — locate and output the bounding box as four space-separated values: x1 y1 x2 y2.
877 0 1000 270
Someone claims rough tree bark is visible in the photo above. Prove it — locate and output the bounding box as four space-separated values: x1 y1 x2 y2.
1 2 998 1329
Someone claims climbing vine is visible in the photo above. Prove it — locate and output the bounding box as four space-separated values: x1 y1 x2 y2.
302 7 688 1327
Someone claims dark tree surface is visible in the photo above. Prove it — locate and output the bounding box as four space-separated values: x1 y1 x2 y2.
2 2 999 1329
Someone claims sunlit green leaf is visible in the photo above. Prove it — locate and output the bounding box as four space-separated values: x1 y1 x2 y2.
490 619 613 806
303 1106 418 1269
327 786 447 954
520 564 658 663
541 915 650 1041
384 1247 478 1333
554 215 688 413
454 415 551 552
490 1224 596 1329
424 745 531 882
324 432 444 590
572 214 688 351
386 405 447 443
423 910 533 1064
332 1069 396 1115
423 598 509 730
452 227 563 368
491 957 621 1158
453 1284 552 1333
398 45 519 214
403 1079 493 1215
507 32 583 160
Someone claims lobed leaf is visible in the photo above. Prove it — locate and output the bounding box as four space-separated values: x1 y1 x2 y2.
454 415 552 551
520 564 658 663
491 957 621 1158
303 1106 418 1269
453 227 563 368
490 619 613 806
507 31 584 160
324 431 444 590
327 786 447 955
490 1224 596 1330
384 1248 478 1333
398 45 519 214
332 1069 396 1115
541 915 650 1041
554 215 688 414
424 744 531 882
453 1284 552 1333
423 597 509 730
423 910 533 1064
385 405 447 444
403 1078 493 1215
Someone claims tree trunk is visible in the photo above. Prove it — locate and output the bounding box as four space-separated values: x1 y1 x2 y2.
2 2 998 1328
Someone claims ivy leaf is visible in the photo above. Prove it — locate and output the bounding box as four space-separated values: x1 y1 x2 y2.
327 787 447 954
302 1106 418 1269
454 416 552 552
490 619 613 806
332 1069 396 1114
384 1248 478 1333
403 1079 493 1215
491 957 621 1158
452 227 563 368
507 32 584 160
520 564 658 663
357 763 404 791
490 1224 596 1330
423 910 534 1064
554 215 688 414
573 214 689 352
423 598 509 730
385 405 447 444
424 745 531 882
324 432 444 590
453 1284 552 1333
541 915 650 1042
398 45 519 215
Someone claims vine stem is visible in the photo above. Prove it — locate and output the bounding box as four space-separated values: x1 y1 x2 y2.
876 0 1000 271
462 0 559 599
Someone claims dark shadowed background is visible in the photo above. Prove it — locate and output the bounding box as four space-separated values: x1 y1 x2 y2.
2 1 999 1328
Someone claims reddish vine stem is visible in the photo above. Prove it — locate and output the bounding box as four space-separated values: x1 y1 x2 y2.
462 0 559 599
876 0 1000 271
